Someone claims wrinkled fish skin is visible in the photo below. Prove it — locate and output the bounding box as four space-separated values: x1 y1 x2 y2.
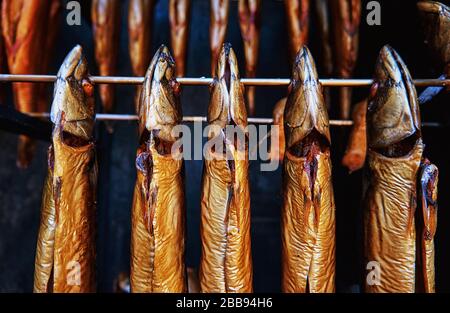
1 0 52 168
210 0 229 76
416 160 438 293
34 45 97 293
364 46 423 293
238 0 261 115
282 46 335 293
199 43 253 293
130 45 186 293
92 0 120 113
331 0 361 119
284 0 310 62
417 1 450 78
170 0 191 77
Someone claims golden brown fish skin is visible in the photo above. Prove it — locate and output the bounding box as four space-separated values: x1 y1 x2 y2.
128 0 155 77
1 0 52 168
169 0 191 77
282 46 335 293
34 46 97 293
284 0 310 62
341 99 367 173
364 46 423 293
331 0 361 119
37 0 61 114
92 0 120 113
269 97 286 163
415 160 438 293
210 0 229 77
128 0 155 112
238 0 261 115
199 43 252 293
130 45 186 293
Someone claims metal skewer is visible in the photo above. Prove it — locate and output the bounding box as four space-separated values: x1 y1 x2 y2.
0 74 448 87
25 112 443 127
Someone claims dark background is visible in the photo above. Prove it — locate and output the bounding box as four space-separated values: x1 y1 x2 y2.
0 0 448 292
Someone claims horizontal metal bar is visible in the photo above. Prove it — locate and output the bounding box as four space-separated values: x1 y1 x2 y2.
0 74 448 87
25 112 443 127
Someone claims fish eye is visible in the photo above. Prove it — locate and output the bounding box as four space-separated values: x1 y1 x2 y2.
82 79 94 97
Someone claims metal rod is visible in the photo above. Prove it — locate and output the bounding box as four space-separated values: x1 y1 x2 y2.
0 74 448 87
25 112 443 127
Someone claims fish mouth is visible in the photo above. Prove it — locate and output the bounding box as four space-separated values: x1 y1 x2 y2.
285 46 330 155
50 45 94 144
368 45 421 156
139 45 181 153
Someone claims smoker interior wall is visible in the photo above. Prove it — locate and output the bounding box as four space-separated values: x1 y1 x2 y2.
0 0 448 292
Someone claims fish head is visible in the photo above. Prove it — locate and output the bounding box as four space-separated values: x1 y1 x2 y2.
207 43 247 140
284 46 330 151
417 1 450 69
367 45 421 151
50 45 95 141
139 45 182 143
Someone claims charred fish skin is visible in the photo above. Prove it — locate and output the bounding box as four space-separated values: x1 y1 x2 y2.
238 0 261 115
331 0 361 119
210 0 229 77
417 1 450 78
130 45 186 293
284 0 310 62
364 45 423 293
1 0 52 168
199 43 253 293
416 161 438 293
169 0 191 77
91 0 121 113
34 45 97 293
282 46 335 293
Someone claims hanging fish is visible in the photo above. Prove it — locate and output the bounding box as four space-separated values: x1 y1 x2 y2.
282 46 335 293
34 45 97 293
128 0 155 112
284 0 310 62
341 98 367 173
1 0 52 167
169 0 191 77
416 160 438 293
417 1 449 95
210 0 229 76
238 0 261 115
199 43 253 293
331 0 361 119
37 0 62 115
269 97 286 163
313 0 332 108
130 45 186 293
364 45 437 293
92 0 120 113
